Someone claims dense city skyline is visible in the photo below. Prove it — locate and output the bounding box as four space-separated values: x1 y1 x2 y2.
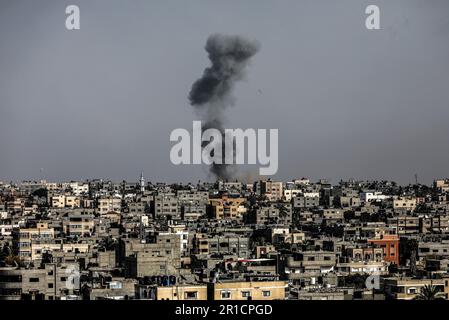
3 177 449 301
1 0 449 185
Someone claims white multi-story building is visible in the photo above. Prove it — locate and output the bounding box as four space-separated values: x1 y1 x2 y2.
283 189 301 201
69 182 89 196
360 191 389 203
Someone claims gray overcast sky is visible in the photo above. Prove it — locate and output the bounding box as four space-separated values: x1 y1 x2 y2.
1 0 449 184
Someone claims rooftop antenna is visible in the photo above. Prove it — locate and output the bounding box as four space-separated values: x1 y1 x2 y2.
414 173 418 185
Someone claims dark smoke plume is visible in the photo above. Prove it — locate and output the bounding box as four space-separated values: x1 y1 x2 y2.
189 33 260 180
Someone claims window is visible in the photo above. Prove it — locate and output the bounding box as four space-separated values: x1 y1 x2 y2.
184 291 198 300
29 278 40 283
262 290 271 297
408 288 417 294
60 277 67 281
242 291 251 298
0 275 22 282
48 283 54 288
221 291 231 299
109 282 122 290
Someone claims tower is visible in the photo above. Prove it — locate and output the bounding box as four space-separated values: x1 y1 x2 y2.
139 172 145 193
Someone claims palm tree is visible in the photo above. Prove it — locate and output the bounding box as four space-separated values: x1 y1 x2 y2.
414 284 445 300
1 245 20 267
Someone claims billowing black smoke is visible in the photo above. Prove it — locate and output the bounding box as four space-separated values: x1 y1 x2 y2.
189 33 260 180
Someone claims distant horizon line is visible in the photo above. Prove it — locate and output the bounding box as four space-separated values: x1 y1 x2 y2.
1 177 448 187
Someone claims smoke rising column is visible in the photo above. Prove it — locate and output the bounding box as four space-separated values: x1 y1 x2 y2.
189 34 260 180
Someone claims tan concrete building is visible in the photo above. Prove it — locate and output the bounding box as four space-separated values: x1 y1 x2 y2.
98 197 121 215
393 197 417 211
50 195 65 208
435 179 449 192
260 180 283 201
30 243 90 262
14 223 55 262
209 195 246 220
49 195 80 208
209 281 287 300
0 264 80 300
383 277 446 300
123 235 181 277
155 284 208 300
63 214 95 237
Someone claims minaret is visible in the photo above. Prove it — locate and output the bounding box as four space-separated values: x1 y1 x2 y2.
140 172 145 193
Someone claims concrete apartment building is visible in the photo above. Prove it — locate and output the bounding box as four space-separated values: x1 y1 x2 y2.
388 216 420 235
0 263 80 300
13 222 55 262
420 215 449 234
176 190 209 221
208 195 246 220
62 214 95 238
368 235 400 266
68 183 89 196
393 197 417 212
123 235 181 278
192 234 250 258
151 284 208 300
153 194 181 220
86 277 137 300
435 179 449 192
282 251 337 286
360 191 389 203
135 281 287 301
260 180 283 201
209 281 288 300
29 243 90 262
383 277 446 300
160 226 190 256
219 181 244 192
293 192 320 209
283 189 301 202
182 202 206 221
49 194 81 209
177 190 209 204
249 206 281 225
294 287 353 300
97 197 121 215
320 209 344 223
418 240 449 259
